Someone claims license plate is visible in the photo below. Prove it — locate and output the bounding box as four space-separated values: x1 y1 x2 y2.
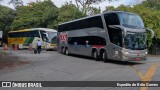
136 58 141 61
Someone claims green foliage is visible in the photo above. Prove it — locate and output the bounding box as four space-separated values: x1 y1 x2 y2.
0 5 15 35
55 2 86 28
42 6 58 28
10 1 85 30
88 7 101 15
75 0 105 15
144 0 160 10
9 0 23 7
11 0 58 30
75 0 117 15
104 6 116 11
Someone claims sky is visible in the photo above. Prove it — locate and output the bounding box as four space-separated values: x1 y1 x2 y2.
0 0 134 11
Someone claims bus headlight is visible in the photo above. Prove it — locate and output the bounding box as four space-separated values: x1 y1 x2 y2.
124 52 129 55
145 52 148 55
122 51 130 55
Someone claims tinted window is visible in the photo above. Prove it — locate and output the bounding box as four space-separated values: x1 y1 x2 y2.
108 27 123 47
40 31 49 42
8 30 40 38
58 16 103 32
104 13 120 25
68 36 106 45
118 12 144 29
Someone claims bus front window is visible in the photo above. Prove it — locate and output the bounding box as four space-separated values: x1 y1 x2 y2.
47 32 57 44
118 12 144 29
41 32 49 42
41 31 57 44
124 32 146 50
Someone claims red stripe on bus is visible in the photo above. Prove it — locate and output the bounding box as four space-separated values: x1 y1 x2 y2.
92 45 105 48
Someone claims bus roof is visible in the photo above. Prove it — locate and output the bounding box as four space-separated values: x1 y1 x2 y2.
58 14 102 26
58 11 137 26
8 28 57 33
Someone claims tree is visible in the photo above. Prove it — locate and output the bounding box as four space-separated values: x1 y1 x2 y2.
75 0 104 14
143 0 160 10
87 6 101 15
9 0 23 7
0 5 16 43
74 0 117 15
54 2 86 28
104 6 115 11
42 1 59 29
11 0 58 30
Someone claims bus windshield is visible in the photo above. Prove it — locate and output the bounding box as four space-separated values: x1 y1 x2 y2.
118 12 144 29
41 31 57 44
47 32 57 44
124 32 146 50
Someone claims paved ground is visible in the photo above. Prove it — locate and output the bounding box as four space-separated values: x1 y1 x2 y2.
0 49 160 90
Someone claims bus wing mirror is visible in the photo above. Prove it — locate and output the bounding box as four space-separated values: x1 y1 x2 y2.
145 28 155 38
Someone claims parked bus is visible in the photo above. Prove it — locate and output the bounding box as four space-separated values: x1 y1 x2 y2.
8 28 57 50
57 11 154 62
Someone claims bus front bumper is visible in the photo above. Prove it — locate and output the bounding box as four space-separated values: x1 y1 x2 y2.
122 50 147 61
122 55 147 61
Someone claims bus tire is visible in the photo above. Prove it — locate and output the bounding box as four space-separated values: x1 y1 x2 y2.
60 47 63 53
94 50 99 61
62 47 65 54
103 51 108 62
65 48 69 55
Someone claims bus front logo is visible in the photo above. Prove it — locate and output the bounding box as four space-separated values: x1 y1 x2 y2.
59 32 68 43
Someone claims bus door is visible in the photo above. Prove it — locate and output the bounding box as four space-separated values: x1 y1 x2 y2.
40 31 49 48
108 38 121 60
107 26 123 60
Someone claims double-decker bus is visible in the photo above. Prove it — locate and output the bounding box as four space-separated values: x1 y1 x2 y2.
8 28 57 50
57 11 154 62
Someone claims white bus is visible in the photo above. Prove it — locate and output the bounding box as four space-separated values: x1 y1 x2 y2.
8 28 57 50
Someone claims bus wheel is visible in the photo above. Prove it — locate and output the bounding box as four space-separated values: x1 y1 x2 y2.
103 51 108 62
65 48 69 55
62 47 65 54
94 51 99 61
61 47 64 54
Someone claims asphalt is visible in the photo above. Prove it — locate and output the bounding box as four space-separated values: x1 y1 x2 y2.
0 49 160 90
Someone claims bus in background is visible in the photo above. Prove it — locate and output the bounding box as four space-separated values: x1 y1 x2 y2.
8 28 57 50
57 11 154 62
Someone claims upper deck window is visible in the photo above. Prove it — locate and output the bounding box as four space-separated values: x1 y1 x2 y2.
104 13 120 25
58 16 103 32
118 12 144 29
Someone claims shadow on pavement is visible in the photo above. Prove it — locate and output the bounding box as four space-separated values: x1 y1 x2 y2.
66 54 144 66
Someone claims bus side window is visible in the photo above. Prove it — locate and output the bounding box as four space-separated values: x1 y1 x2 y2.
105 13 120 25
113 36 120 46
104 13 122 47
